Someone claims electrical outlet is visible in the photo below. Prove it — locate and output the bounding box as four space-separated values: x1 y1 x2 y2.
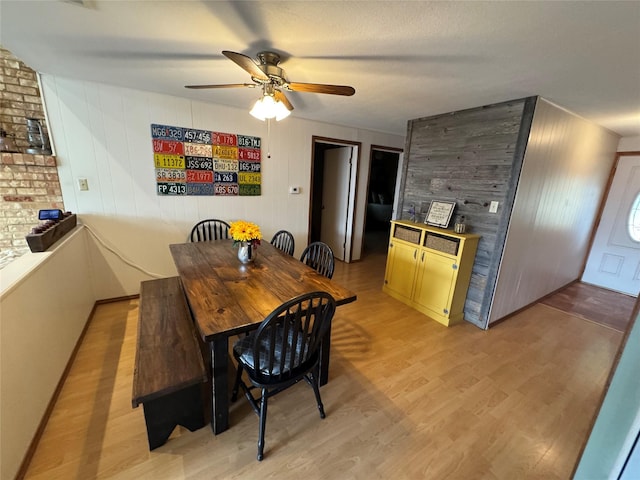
489 201 499 213
77 178 89 191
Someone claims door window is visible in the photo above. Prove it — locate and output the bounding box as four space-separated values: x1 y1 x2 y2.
629 191 640 242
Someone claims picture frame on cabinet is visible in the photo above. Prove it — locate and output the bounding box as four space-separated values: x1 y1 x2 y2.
425 200 456 228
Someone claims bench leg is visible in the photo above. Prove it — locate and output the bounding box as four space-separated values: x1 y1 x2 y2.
211 337 230 434
142 384 205 450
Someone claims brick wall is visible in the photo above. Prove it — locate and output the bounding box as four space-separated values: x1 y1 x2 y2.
1 47 49 150
0 47 64 258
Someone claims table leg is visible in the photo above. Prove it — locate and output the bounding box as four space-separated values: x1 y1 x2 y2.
210 337 229 434
319 317 332 386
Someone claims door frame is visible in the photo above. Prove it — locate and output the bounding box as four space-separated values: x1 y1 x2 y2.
361 144 404 255
309 136 361 263
581 150 640 291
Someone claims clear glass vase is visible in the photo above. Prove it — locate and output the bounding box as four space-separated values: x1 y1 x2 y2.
237 241 257 264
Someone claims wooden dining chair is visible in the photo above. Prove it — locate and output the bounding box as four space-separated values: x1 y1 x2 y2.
231 291 337 461
300 241 335 279
270 230 295 256
189 219 230 242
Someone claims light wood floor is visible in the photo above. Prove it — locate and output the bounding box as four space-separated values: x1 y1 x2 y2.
23 251 629 479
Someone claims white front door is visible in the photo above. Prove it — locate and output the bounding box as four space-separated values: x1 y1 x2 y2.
321 146 353 261
582 155 640 296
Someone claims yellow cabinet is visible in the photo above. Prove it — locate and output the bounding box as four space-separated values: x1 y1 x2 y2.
384 233 420 302
413 250 456 316
383 220 480 326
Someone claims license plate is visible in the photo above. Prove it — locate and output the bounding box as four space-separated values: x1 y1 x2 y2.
186 170 213 183
156 168 186 182
238 148 261 161
183 128 212 144
151 124 184 141
187 183 215 195
212 132 237 146
214 171 238 183
185 156 213 170
154 154 185 169
238 135 261 148
184 142 213 157
239 172 261 185
239 184 261 196
214 183 239 195
213 145 238 159
239 160 261 172
214 159 238 172
152 139 184 155
157 182 186 195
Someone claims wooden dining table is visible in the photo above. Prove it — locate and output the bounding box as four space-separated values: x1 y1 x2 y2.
169 239 357 435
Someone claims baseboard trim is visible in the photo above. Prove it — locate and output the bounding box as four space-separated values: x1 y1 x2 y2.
488 279 579 328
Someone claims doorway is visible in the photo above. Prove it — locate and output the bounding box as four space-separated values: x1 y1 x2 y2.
310 137 360 262
582 153 640 296
363 146 402 256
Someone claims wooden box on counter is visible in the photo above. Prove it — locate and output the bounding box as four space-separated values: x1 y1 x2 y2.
25 214 77 252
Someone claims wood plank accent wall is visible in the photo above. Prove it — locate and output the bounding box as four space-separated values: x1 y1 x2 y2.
398 97 537 328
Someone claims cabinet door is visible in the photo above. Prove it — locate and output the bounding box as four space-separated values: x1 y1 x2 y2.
413 251 456 316
384 241 419 300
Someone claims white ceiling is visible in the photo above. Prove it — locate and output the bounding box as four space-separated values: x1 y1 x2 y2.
1 0 639 137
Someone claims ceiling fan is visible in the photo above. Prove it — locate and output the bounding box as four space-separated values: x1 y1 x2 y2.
185 51 355 119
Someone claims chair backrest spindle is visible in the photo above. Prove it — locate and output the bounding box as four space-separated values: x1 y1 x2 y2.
270 230 295 256
190 219 230 242
300 241 335 279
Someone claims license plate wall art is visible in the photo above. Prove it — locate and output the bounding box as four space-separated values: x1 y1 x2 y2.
151 124 261 196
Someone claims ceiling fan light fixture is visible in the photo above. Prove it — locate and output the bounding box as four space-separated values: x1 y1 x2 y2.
274 99 291 121
250 94 290 121
250 95 273 120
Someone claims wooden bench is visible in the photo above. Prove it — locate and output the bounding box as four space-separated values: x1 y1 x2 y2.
132 276 208 450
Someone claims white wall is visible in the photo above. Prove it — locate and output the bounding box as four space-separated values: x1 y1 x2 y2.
489 98 620 322
41 76 403 299
0 227 95 480
619 135 640 151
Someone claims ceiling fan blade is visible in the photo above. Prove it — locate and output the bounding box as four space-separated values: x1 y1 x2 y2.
274 90 294 111
185 83 255 90
287 82 355 96
222 50 269 82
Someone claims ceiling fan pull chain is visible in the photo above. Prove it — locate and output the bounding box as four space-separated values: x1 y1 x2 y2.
267 118 271 159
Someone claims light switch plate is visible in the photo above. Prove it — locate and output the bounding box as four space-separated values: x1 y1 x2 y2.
489 201 499 213
78 178 89 191
289 186 300 194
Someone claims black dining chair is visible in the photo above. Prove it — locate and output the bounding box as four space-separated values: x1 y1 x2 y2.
189 219 230 242
270 230 295 256
300 241 335 279
231 291 336 461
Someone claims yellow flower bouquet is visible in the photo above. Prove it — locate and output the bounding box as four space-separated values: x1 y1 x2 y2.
229 220 262 248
